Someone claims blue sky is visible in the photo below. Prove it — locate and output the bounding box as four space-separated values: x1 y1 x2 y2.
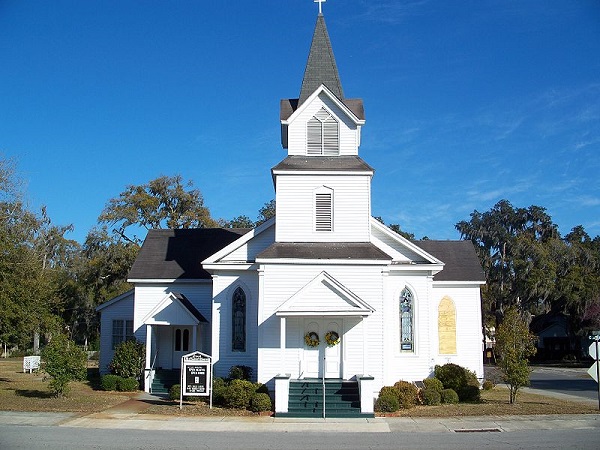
1 0 599 243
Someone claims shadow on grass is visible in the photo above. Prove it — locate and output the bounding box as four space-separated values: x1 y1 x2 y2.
15 389 54 399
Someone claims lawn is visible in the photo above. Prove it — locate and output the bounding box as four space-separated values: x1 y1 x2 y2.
1 357 597 417
0 357 130 413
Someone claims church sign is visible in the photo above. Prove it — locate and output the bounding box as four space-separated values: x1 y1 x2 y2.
180 351 212 409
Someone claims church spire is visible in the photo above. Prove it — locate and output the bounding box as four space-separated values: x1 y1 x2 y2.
298 11 344 106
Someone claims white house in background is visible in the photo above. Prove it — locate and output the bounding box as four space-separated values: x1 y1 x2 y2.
97 10 485 417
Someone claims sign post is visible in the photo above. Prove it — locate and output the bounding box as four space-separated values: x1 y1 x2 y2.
180 351 212 410
587 333 600 411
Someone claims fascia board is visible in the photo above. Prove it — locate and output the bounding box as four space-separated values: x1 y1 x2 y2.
202 263 257 272
276 310 371 317
202 218 275 264
432 280 486 287
272 169 373 176
281 85 365 126
370 217 443 264
141 292 200 326
96 289 134 312
388 263 444 274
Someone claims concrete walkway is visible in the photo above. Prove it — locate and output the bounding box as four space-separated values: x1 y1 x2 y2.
1 391 599 433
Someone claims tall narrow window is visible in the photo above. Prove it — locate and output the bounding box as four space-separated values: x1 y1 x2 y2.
399 287 414 351
315 189 333 232
232 287 246 352
307 107 339 155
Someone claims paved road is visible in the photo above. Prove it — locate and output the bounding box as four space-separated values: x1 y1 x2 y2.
529 366 598 402
1 422 600 449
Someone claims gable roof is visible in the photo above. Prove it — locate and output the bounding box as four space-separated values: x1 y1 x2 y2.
413 240 485 282
96 289 134 312
128 228 250 280
275 271 374 317
141 292 207 326
280 98 365 122
299 14 344 105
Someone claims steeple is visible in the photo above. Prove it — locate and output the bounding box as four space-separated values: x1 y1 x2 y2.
298 13 344 106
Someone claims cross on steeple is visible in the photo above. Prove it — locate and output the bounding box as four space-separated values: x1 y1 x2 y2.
314 0 326 15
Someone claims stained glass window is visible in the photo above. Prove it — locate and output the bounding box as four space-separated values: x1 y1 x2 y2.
232 287 246 352
400 287 414 351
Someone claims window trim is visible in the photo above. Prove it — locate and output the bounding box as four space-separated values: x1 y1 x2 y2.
306 107 339 156
111 319 134 350
399 287 414 352
314 186 333 232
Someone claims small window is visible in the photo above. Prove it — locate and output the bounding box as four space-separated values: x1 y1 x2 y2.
399 287 414 352
112 319 135 350
307 107 339 156
315 190 333 232
232 287 246 352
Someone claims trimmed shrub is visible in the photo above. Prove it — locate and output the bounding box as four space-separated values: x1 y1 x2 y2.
422 388 441 406
434 363 480 402
118 377 139 392
169 384 181 401
223 379 256 409
101 374 121 391
249 393 272 412
228 365 253 381
422 377 444 393
109 340 145 381
393 380 419 409
482 379 495 390
374 394 399 413
212 377 227 405
441 388 459 404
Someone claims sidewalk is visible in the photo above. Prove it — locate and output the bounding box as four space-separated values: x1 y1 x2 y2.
0 392 598 433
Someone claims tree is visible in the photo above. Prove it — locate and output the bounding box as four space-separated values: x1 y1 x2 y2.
256 199 275 225
41 333 87 397
495 307 537 403
224 215 255 229
99 175 217 243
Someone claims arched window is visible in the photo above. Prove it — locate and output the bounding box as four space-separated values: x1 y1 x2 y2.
399 287 414 351
232 287 246 352
307 107 339 156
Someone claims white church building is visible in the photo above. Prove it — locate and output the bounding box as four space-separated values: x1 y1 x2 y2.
98 9 485 417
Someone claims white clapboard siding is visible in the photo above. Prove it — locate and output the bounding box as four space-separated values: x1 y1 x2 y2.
370 224 425 262
257 264 385 385
210 272 260 379
97 292 134 374
430 285 484 380
275 174 371 242
287 94 359 156
221 224 275 262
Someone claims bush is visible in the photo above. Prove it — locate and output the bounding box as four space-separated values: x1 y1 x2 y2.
255 383 269 394
212 377 227 405
101 374 121 391
482 379 495 390
118 377 139 392
41 334 87 398
109 340 145 380
422 377 444 393
249 393 272 412
223 379 256 409
228 365 253 381
441 388 459 404
169 384 181 401
393 380 419 409
374 394 399 412
422 388 441 406
434 363 480 402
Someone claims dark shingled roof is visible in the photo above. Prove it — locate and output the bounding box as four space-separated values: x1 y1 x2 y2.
173 292 208 323
128 228 250 280
257 242 392 261
272 156 374 172
413 240 485 282
280 98 365 121
299 14 343 105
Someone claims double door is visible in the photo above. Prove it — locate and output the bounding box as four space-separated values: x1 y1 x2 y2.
303 318 342 379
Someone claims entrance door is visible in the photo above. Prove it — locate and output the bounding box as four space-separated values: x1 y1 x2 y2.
172 326 192 368
303 318 342 379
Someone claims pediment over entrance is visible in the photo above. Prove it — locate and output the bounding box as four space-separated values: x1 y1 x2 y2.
275 271 374 317
142 292 207 326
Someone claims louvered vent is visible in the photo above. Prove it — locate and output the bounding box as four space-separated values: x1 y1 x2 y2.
315 192 333 231
306 108 339 156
